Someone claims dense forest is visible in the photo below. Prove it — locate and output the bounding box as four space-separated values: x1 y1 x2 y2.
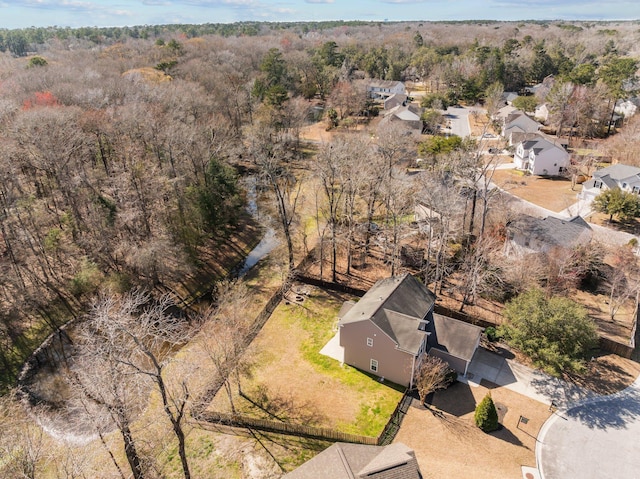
1 19 640 478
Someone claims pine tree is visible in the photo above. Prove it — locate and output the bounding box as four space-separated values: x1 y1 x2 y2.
475 393 499 432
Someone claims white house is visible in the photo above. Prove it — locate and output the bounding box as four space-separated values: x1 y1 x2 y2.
614 98 639 120
502 111 541 146
534 104 550 122
513 135 569 176
366 80 406 99
580 164 640 202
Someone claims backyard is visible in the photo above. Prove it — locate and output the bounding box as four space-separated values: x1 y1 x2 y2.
492 167 581 213
205 284 404 439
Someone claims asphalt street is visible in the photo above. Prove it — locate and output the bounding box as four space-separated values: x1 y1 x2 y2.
537 378 640 479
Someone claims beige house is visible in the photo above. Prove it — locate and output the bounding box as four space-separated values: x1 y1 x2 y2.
338 274 482 388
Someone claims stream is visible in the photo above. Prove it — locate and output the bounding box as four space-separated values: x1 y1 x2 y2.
236 176 278 277
18 176 279 444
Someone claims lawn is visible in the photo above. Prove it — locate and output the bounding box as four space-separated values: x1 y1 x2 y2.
492 167 580 213
206 284 404 438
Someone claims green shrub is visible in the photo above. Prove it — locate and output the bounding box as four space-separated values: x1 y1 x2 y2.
69 259 103 296
474 393 499 432
485 326 499 342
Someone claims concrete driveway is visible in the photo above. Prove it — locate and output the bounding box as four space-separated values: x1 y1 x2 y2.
465 347 593 406
537 377 640 479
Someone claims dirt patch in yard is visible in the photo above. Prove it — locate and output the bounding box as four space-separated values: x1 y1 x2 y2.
300 118 379 143
492 168 581 213
566 353 640 396
395 382 551 479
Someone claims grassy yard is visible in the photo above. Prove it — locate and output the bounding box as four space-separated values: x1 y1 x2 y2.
207 284 404 438
492 168 580 213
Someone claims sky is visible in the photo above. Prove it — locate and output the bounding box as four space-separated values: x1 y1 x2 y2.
1 0 640 30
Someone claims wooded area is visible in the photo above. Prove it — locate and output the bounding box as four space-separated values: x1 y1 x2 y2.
1 18 640 478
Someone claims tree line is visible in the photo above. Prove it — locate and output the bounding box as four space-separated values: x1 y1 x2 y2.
0 19 639 477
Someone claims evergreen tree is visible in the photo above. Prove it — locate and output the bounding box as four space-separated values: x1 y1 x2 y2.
475 393 499 432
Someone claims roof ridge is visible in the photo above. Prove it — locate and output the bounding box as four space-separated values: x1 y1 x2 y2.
335 444 356 479
369 274 411 319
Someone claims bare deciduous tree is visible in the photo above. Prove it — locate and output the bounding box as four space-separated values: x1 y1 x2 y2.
248 126 303 272
607 246 640 320
0 390 49 479
413 354 451 406
73 291 198 479
197 279 253 414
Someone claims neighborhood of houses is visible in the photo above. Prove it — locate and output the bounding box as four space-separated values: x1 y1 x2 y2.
279 76 640 479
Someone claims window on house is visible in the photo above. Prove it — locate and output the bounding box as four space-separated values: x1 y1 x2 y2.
633 186 640 194
623 182 628 189
594 181 602 188
367 337 374 347
370 359 378 372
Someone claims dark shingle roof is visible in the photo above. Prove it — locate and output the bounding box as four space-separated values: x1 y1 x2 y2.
520 135 564 156
339 274 435 354
284 442 421 479
507 214 592 249
430 314 483 362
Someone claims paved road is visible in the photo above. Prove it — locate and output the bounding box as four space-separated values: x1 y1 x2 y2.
443 106 471 137
493 170 640 247
537 377 640 479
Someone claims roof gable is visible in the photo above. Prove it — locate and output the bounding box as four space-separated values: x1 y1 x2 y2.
284 442 421 479
519 135 566 156
593 164 640 183
430 314 483 362
339 274 436 354
507 214 592 248
368 79 404 89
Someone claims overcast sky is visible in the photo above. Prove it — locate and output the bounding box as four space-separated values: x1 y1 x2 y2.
1 0 639 30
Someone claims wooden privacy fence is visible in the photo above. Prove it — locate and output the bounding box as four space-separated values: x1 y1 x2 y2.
600 336 634 359
295 273 640 359
190 288 284 417
194 410 378 445
294 274 367 297
377 390 414 446
194 389 413 446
